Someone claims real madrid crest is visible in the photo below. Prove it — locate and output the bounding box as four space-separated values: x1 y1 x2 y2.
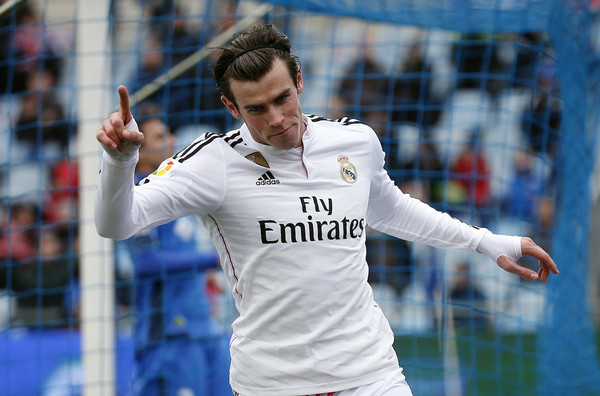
338 154 357 184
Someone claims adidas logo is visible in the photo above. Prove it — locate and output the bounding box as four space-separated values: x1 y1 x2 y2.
256 171 280 186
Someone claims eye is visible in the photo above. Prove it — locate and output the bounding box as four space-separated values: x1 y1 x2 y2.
249 103 268 113
277 93 290 103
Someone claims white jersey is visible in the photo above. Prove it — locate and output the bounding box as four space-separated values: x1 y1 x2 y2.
96 114 492 395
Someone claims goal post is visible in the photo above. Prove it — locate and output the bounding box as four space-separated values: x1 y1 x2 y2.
76 0 115 395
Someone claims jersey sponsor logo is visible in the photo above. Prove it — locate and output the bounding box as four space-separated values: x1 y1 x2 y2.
258 195 365 244
338 155 358 184
256 171 280 186
259 215 365 244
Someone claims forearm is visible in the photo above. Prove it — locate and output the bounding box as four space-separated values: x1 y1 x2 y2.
94 150 139 240
368 183 487 251
369 187 521 263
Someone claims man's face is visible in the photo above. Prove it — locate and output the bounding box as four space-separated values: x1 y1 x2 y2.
221 58 305 150
139 119 176 170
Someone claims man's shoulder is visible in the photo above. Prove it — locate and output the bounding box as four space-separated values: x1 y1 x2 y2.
306 114 377 143
306 114 369 130
172 129 244 164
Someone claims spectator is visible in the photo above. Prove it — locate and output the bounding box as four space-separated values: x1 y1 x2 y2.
330 50 391 136
0 202 38 263
451 32 507 99
10 226 73 328
0 202 39 327
117 103 232 396
450 130 492 210
43 158 79 225
501 150 544 221
520 58 561 159
130 38 168 106
147 2 200 66
392 41 444 132
14 68 74 159
512 32 548 89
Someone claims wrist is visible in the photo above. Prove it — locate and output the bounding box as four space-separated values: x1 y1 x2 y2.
476 231 522 263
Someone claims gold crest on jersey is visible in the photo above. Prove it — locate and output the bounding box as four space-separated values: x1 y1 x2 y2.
245 151 270 168
338 155 357 184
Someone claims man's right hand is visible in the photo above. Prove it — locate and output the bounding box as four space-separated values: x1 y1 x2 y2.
96 85 145 155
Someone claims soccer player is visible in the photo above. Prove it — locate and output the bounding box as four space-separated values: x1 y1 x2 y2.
95 24 558 396
116 104 232 396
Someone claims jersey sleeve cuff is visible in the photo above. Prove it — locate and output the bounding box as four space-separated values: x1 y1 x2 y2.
476 230 522 263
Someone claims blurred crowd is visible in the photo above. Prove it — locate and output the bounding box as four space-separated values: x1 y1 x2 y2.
0 0 79 329
0 0 585 335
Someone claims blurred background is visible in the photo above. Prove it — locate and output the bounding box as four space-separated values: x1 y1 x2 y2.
0 0 599 395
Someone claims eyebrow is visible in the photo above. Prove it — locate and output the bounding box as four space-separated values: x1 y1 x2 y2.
242 87 291 111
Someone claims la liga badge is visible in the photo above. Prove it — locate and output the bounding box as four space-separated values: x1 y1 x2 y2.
152 159 179 177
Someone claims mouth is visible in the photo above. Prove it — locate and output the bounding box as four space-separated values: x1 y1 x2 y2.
271 125 292 138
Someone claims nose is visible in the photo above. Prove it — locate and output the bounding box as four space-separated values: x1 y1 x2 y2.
267 106 284 128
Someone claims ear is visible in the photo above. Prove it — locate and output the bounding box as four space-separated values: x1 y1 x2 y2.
296 66 304 94
221 95 242 119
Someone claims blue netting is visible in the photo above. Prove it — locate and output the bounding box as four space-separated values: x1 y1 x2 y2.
265 0 556 32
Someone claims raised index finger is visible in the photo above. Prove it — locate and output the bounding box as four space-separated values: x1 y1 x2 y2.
118 85 132 125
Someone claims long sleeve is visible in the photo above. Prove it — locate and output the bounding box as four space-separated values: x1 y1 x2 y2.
95 151 140 240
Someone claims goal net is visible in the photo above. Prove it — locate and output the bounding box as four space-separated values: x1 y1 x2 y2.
0 0 599 395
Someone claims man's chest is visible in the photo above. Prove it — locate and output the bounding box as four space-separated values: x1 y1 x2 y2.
216 149 372 236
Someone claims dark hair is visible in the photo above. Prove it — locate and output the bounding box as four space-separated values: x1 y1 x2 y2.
212 24 300 107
